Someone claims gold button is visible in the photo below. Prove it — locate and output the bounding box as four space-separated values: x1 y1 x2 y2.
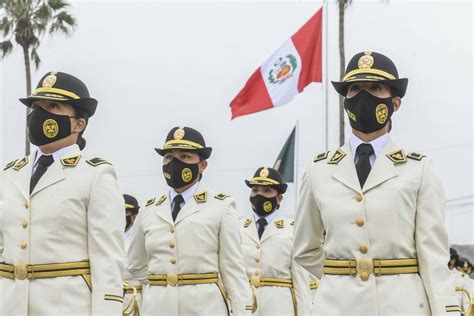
356 218 364 227
169 243 175 249
21 220 28 229
23 202 29 209
255 257 260 263
256 244 260 249
359 245 368 254
170 228 175 233
170 258 176 264
255 269 260 275
20 241 28 249
360 272 369 281
356 194 363 202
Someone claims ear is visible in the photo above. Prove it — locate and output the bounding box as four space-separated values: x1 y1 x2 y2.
277 193 283 204
72 118 86 133
199 159 208 173
392 97 401 112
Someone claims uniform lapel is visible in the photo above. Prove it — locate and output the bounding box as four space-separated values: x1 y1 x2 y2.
362 138 400 193
174 190 206 225
243 218 260 244
13 153 35 201
331 143 362 194
260 217 283 243
29 146 82 197
156 197 174 226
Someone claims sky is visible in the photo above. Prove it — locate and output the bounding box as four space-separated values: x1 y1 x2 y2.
1 0 473 243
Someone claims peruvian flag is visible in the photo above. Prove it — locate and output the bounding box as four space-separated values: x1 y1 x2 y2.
230 8 323 119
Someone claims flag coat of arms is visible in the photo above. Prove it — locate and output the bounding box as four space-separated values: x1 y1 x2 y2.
231 8 323 119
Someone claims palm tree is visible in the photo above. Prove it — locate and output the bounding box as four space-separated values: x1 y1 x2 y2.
0 0 76 155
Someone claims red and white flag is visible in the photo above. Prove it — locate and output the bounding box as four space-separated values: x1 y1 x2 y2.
230 8 323 119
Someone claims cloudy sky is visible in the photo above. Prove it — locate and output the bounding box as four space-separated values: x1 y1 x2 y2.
1 0 472 243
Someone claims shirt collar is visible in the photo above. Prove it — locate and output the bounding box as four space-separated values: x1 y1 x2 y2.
169 181 200 205
34 144 77 166
253 210 279 225
350 133 389 160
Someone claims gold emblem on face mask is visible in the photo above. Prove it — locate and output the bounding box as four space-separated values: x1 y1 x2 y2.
346 109 357 121
181 168 193 183
173 128 185 140
263 201 273 213
42 71 58 88
43 119 59 138
259 168 270 178
375 103 389 124
358 52 374 70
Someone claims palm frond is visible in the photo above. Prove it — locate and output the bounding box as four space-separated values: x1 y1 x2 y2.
0 39 13 57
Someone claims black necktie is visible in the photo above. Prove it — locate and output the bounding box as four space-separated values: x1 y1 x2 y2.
172 194 184 222
355 143 374 188
257 218 267 239
30 155 54 194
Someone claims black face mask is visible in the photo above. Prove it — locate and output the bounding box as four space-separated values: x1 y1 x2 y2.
250 194 279 217
27 106 75 146
162 157 200 189
344 90 394 133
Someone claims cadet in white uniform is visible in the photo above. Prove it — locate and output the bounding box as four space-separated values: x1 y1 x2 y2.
240 167 296 316
292 52 460 315
127 126 253 315
0 72 125 315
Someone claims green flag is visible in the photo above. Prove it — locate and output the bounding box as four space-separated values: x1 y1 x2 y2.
273 126 296 183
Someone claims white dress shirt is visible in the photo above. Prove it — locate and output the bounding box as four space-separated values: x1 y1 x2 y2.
169 181 200 211
33 144 77 172
350 133 389 167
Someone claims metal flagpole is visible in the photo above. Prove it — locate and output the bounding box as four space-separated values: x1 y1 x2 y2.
323 0 329 151
294 120 300 214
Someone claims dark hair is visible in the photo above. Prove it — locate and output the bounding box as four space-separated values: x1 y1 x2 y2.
73 108 90 150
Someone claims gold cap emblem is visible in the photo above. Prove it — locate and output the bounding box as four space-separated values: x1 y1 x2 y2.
43 119 59 138
358 52 374 70
259 167 270 178
42 71 58 88
173 128 185 140
375 103 389 124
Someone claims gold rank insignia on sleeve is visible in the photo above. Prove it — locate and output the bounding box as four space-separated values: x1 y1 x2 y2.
314 151 329 162
407 152 426 161
145 198 156 207
60 155 81 167
386 150 407 164
243 218 252 228
214 193 229 200
3 159 18 171
13 157 29 170
155 194 167 206
275 219 284 228
328 149 346 165
193 191 208 203
86 157 111 167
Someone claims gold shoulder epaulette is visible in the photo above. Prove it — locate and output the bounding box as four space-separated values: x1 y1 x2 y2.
243 218 252 228
193 191 208 203
86 157 111 167
314 151 329 163
214 193 229 200
60 155 81 167
3 159 18 171
145 198 156 207
155 195 167 206
386 150 407 164
13 157 29 170
407 152 426 161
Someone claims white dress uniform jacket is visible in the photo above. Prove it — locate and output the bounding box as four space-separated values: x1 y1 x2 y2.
0 145 125 316
292 137 460 316
127 185 253 316
240 214 296 316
